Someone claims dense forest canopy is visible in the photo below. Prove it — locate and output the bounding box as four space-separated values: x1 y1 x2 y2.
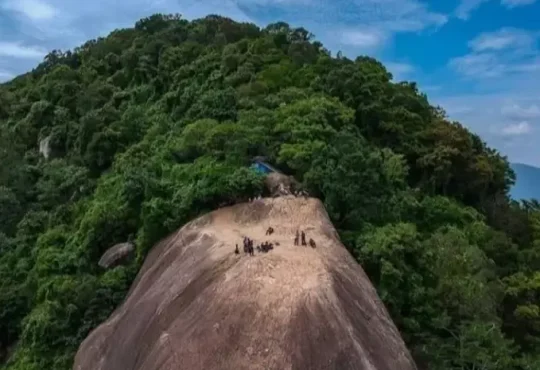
0 14 539 370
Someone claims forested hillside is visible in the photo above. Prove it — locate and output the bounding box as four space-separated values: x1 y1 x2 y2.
0 14 539 370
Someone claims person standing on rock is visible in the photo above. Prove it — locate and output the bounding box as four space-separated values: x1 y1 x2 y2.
294 230 299 246
235 244 240 254
301 231 307 246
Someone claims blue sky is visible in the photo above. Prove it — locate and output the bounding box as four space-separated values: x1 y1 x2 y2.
1 0 540 166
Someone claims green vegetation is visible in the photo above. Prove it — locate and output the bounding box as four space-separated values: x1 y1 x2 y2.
0 14 539 370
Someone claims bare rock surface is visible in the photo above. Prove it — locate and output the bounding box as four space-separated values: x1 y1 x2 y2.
38 135 52 159
264 172 295 196
98 242 135 269
73 196 417 370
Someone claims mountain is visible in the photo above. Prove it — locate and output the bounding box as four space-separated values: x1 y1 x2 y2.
1 14 539 370
511 163 540 201
74 197 417 370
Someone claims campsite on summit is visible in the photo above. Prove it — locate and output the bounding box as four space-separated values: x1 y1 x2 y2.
1 11 540 370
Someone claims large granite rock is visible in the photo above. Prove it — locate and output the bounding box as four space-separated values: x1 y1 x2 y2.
74 196 417 370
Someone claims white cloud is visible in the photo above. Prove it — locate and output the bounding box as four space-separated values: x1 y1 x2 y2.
456 0 537 20
469 28 536 52
357 0 448 32
501 121 532 136
1 0 57 20
386 62 414 74
455 0 489 20
449 28 540 79
236 0 308 3
501 102 540 120
385 62 415 80
512 58 540 72
501 0 537 8
0 70 14 82
449 53 506 78
235 0 447 55
340 29 384 48
0 41 47 58
0 0 255 50
322 0 447 55
442 27 540 164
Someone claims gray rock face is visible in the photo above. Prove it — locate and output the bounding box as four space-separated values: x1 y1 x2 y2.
39 136 52 159
75 197 417 370
98 242 135 269
264 172 296 196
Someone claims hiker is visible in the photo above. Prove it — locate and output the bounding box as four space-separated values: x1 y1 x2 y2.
294 230 299 246
309 238 316 248
235 244 240 254
301 231 307 246
266 227 274 235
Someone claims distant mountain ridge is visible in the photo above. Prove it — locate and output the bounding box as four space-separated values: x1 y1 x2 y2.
510 163 540 201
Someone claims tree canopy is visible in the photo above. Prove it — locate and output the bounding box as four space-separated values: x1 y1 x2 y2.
0 14 538 370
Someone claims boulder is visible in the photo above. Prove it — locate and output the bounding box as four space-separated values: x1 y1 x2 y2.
75 197 417 370
264 172 297 196
98 242 135 269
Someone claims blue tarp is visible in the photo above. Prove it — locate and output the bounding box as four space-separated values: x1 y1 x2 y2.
251 161 276 175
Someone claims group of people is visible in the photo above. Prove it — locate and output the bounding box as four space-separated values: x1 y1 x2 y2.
235 235 276 256
294 230 316 248
241 237 255 256
258 241 274 253
234 227 317 257
292 189 309 197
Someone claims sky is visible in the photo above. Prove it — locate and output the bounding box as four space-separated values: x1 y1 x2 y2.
0 0 540 166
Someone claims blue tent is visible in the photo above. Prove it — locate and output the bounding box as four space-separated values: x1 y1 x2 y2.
250 160 280 175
